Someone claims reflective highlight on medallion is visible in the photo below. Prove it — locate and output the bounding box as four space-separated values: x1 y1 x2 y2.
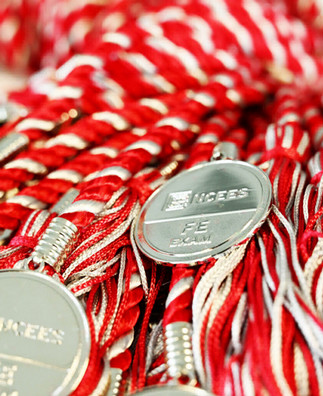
0 270 90 396
135 160 272 264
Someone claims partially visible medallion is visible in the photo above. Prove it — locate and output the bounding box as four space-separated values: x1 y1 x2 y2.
0 270 90 396
135 160 272 264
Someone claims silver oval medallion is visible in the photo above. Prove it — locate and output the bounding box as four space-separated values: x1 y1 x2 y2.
134 385 214 395
135 160 272 264
0 270 90 396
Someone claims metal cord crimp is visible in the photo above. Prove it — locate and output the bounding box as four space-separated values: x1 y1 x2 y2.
32 217 78 271
164 322 196 384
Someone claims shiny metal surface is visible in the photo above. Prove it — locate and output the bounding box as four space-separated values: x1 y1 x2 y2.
105 367 123 396
211 142 238 161
135 160 272 264
50 188 79 215
32 217 78 271
164 322 195 382
0 270 90 396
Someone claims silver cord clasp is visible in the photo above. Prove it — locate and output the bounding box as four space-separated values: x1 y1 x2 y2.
164 322 197 386
32 217 78 272
211 141 238 161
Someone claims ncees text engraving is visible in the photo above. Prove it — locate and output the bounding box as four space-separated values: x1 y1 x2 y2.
0 317 64 346
164 187 250 211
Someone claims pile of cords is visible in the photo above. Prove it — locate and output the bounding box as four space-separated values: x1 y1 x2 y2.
2 0 323 395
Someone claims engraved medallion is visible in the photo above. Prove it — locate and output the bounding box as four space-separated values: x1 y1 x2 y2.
134 385 215 395
135 160 272 264
0 270 90 396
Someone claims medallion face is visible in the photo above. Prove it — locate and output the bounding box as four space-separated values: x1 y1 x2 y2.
135 160 272 264
0 270 90 396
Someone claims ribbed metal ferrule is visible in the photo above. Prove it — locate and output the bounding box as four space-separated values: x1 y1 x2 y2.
32 217 78 270
105 368 123 396
50 188 79 215
164 322 196 383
